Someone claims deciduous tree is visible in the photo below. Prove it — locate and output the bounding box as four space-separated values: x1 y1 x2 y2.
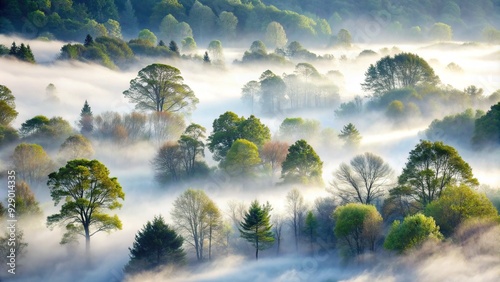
47 159 124 258
286 188 306 252
281 139 323 185
123 64 198 114
221 139 261 178
12 143 53 184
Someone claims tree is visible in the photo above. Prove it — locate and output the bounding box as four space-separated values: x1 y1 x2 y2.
429 22 453 41
12 143 53 184
169 40 180 56
84 34 94 47
171 189 220 261
221 139 261 178
239 200 275 260
425 184 498 236
79 100 94 135
47 159 124 258
123 64 198 113
138 29 157 46
286 188 306 252
205 200 222 260
272 214 285 255
159 14 178 41
426 108 484 147
237 115 271 148
0 85 18 126
331 152 394 204
335 29 352 47
384 213 443 253
58 134 94 162
338 123 362 148
207 112 244 162
304 211 318 253
265 21 287 49
178 123 206 177
333 203 382 257
152 141 182 182
472 102 500 148
14 181 42 217
181 37 197 52
281 139 323 185
217 11 238 40
395 140 478 207
260 141 289 179
125 215 185 274
361 53 440 95
241 80 259 114
207 40 224 65
203 51 210 64
20 115 50 137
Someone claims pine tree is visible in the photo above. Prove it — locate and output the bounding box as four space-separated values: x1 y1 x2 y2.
79 100 94 135
9 42 18 55
158 40 166 47
239 200 275 260
84 34 94 47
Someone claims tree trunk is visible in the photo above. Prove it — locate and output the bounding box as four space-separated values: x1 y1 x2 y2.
209 225 212 260
85 225 91 267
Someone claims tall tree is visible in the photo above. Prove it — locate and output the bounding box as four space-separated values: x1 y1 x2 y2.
304 211 318 253
241 80 260 114
178 123 206 177
151 141 182 182
79 100 94 135
361 53 440 95
169 40 180 56
281 139 323 185
260 141 289 180
239 200 275 260
286 188 306 252
332 152 394 204
395 140 478 207
47 159 124 258
125 215 185 274
123 64 198 113
171 189 219 261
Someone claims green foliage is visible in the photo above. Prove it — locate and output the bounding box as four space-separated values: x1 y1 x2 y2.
79 100 93 135
8 42 36 63
265 21 288 49
278 117 320 142
395 140 478 207
0 125 19 146
125 215 185 274
425 184 498 236
333 203 383 256
362 53 439 95
47 159 124 246
14 181 42 217
384 213 443 253
239 200 275 260
472 102 500 148
221 139 261 178
123 63 198 113
138 29 157 46
207 112 270 162
0 85 18 126
338 123 362 148
426 108 484 147
58 134 94 162
181 37 197 52
281 139 323 185
12 143 53 184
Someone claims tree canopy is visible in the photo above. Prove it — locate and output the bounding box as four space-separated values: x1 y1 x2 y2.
47 159 124 255
361 53 440 95
472 102 500 148
395 140 478 207
123 63 198 113
281 139 323 185
221 139 261 178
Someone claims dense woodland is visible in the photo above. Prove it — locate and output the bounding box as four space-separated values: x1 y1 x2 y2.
0 1 500 281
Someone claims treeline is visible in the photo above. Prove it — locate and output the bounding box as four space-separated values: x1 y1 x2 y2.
1 0 499 45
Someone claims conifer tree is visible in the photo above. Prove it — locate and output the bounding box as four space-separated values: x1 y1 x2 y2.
79 100 94 135
239 200 275 260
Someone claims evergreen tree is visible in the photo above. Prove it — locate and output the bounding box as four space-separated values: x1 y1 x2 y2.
84 34 94 47
239 200 275 260
9 42 17 55
158 40 166 47
79 100 94 135
338 123 362 148
169 40 180 56
125 215 185 274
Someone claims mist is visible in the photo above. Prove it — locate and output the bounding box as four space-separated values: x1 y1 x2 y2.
1 32 499 282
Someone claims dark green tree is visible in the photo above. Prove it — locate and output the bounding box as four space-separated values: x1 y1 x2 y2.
169 40 180 56
239 200 275 260
203 51 211 64
79 100 94 135
84 34 94 47
384 213 443 253
395 140 478 207
123 64 198 113
281 139 323 185
362 53 439 95
207 111 244 162
47 159 125 257
304 210 318 252
125 215 185 274
472 102 500 148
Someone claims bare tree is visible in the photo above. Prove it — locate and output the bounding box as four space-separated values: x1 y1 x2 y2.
151 142 182 182
331 152 394 205
286 188 306 252
260 141 289 181
272 214 285 255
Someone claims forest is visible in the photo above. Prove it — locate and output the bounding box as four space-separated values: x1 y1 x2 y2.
0 0 500 281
